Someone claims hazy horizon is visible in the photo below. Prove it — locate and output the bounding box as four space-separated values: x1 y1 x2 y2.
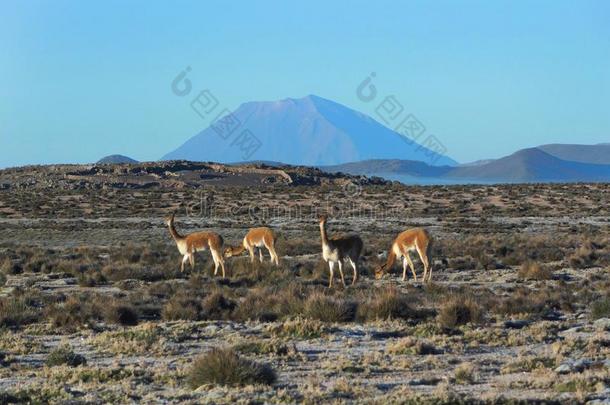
1 0 609 168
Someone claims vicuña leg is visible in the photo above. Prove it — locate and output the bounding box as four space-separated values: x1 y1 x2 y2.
417 246 430 282
328 261 335 288
405 253 417 282
211 249 226 278
219 256 227 278
189 253 195 271
247 245 256 263
264 240 279 266
181 254 189 272
337 260 346 287
347 257 358 285
401 256 409 282
258 248 264 263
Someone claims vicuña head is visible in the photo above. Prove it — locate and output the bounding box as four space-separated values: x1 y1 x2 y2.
223 227 279 265
374 263 387 280
164 212 176 227
223 245 245 258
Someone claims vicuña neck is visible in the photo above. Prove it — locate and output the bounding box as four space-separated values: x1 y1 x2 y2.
233 245 246 255
319 221 329 246
384 248 397 270
168 220 184 242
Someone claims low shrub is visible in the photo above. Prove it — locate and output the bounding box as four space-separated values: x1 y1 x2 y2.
493 285 572 317
387 337 438 355
591 297 610 320
0 259 22 275
46 345 86 367
518 262 553 280
437 294 484 329
201 291 235 320
47 294 103 331
303 293 355 323
232 339 292 356
103 301 138 326
187 348 276 388
356 287 417 321
270 317 328 339
454 362 476 384
162 293 201 321
0 296 40 328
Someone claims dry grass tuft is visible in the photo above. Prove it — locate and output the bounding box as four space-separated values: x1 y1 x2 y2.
591 296 610 320
46 345 86 367
437 294 484 329
303 292 355 323
518 262 553 280
387 337 438 355
187 348 276 388
162 293 201 321
356 287 418 321
454 362 476 384
0 296 40 328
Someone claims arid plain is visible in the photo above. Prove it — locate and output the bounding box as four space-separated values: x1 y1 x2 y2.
0 162 608 403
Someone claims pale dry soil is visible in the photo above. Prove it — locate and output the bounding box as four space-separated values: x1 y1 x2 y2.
0 183 609 403
1 265 609 404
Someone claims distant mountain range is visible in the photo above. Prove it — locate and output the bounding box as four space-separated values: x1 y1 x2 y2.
99 143 609 183
101 93 609 184
537 143 610 165
162 95 457 166
322 145 610 183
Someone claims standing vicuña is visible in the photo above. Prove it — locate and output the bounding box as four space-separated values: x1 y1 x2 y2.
224 227 280 265
165 213 227 277
375 228 432 282
319 215 363 288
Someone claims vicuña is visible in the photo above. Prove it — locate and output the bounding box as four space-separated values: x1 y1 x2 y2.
165 213 227 277
319 215 363 288
224 227 280 265
375 228 432 282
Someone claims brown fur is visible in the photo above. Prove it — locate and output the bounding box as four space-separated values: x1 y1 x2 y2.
165 213 227 277
224 227 279 265
375 228 432 282
319 215 363 287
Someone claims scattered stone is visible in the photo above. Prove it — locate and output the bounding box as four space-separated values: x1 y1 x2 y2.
504 319 530 329
554 364 572 374
555 359 593 374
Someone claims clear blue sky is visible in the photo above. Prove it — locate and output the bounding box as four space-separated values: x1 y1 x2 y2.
1 0 608 167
